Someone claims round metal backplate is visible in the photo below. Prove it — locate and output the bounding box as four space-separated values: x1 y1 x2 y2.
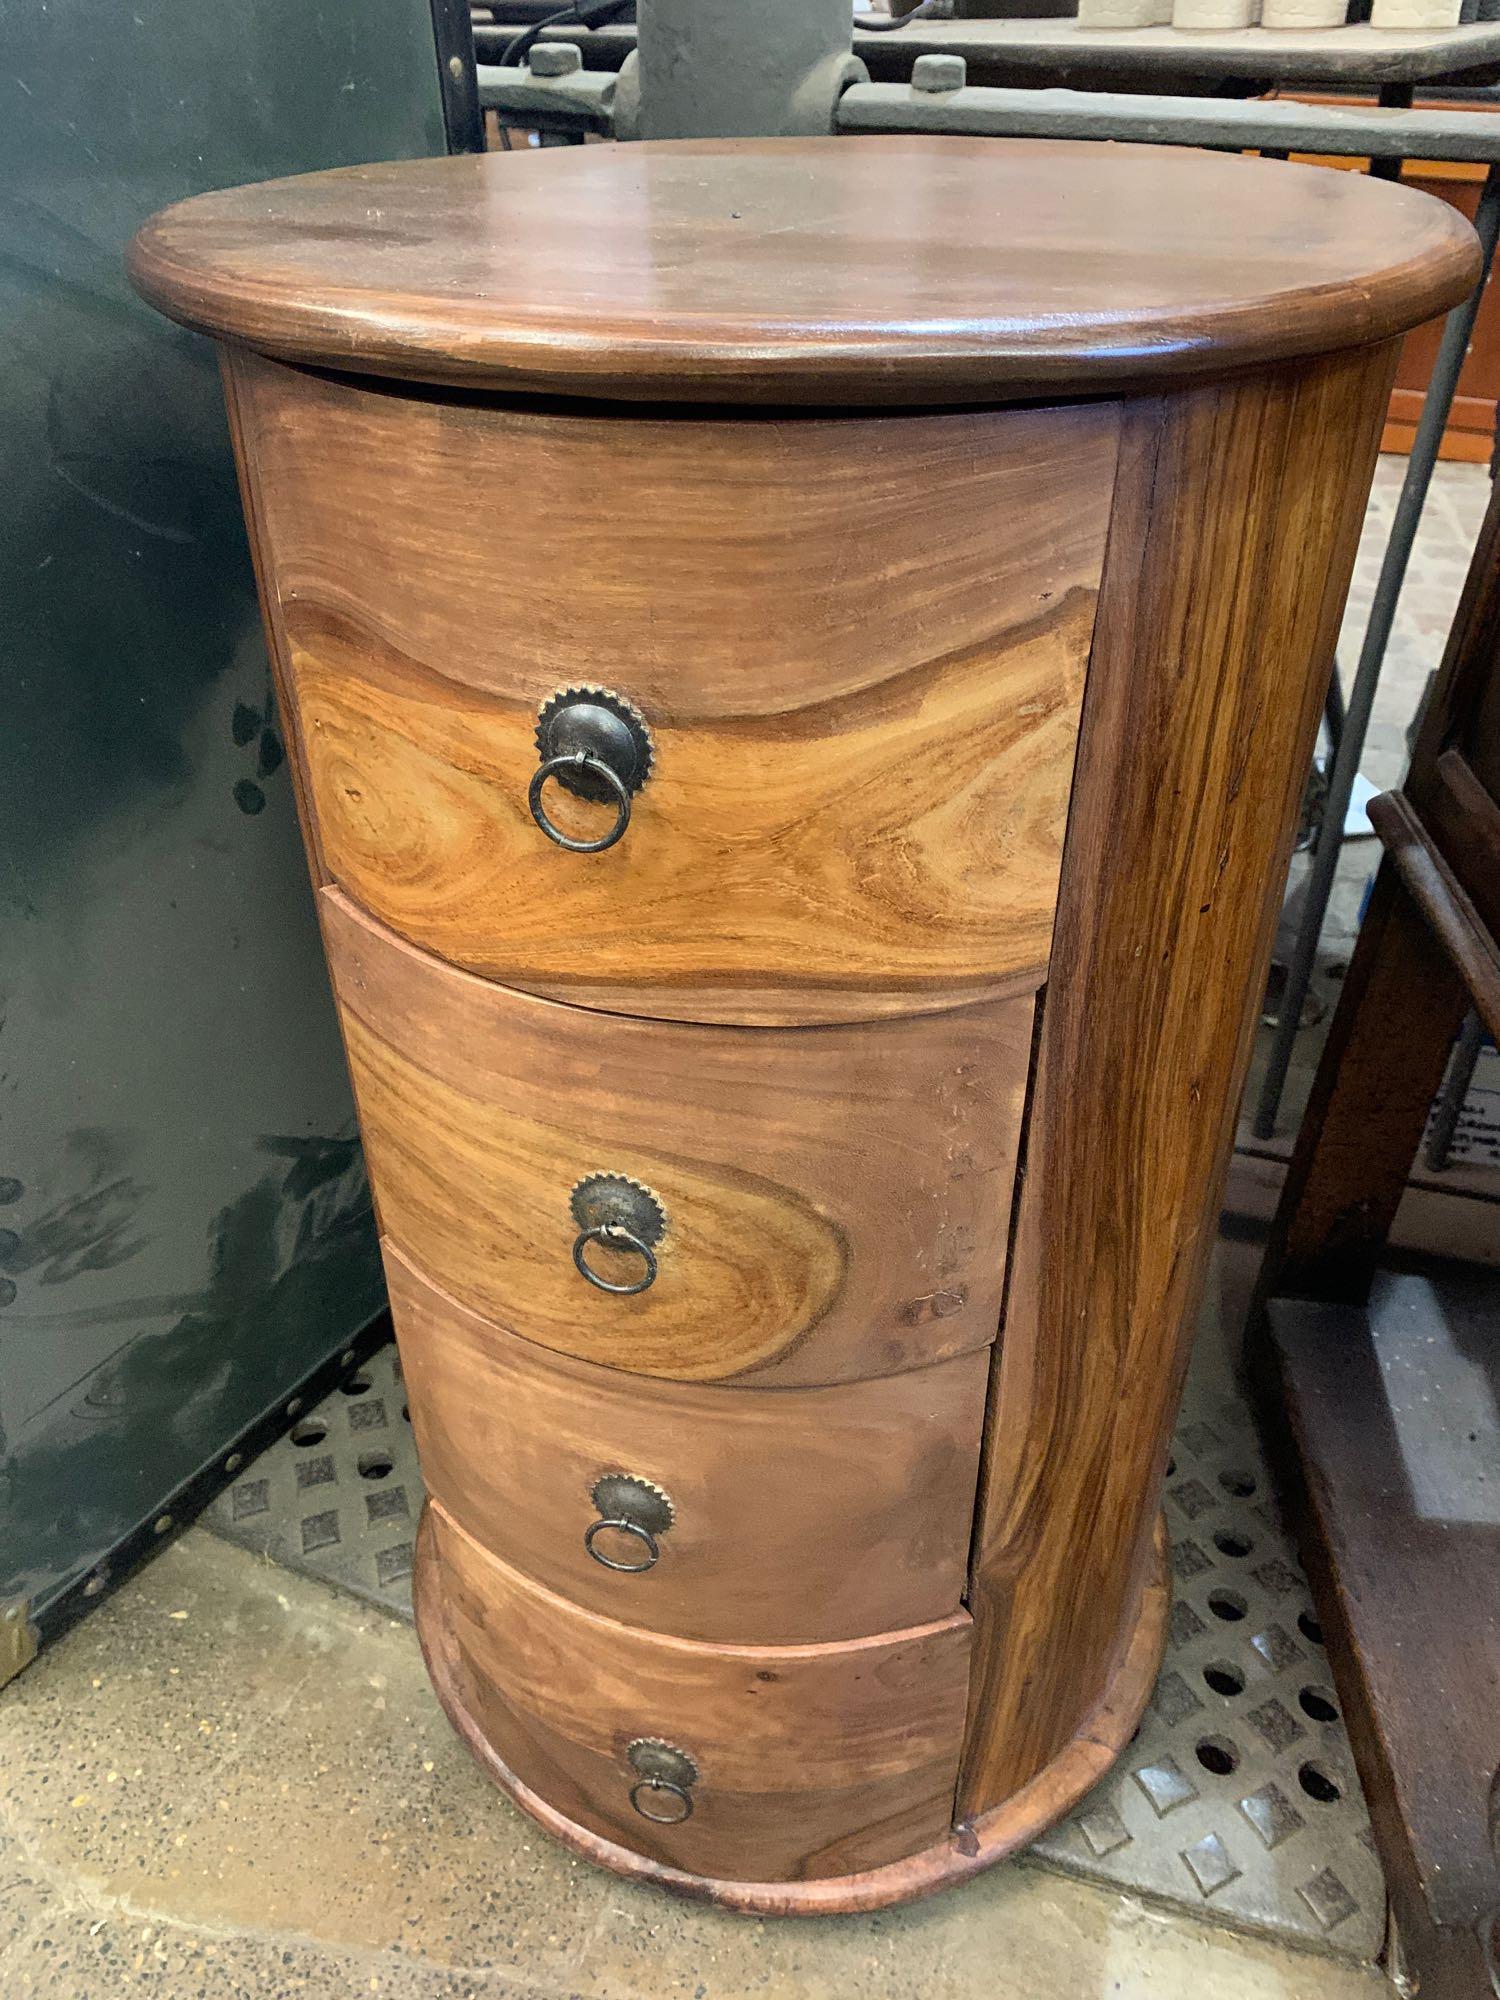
535 686 653 804
570 1174 666 1247
627 1737 698 1789
591 1474 674 1538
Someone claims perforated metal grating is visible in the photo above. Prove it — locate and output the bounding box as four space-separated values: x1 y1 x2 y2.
1029 1364 1383 1959
206 1337 1383 1962
206 1342 419 1616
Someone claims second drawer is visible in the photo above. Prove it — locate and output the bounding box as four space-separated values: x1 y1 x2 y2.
388 1247 988 1645
325 890 1030 1388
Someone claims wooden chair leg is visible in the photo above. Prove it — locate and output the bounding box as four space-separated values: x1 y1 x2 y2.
1261 852 1471 1309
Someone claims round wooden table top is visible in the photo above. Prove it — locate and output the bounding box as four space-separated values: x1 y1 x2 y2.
129 136 1478 405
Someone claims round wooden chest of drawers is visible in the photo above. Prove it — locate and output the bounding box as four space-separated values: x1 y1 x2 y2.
130 137 1475 1913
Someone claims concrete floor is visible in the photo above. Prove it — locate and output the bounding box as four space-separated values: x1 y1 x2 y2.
1 459 1488 2000
0 1527 1388 2000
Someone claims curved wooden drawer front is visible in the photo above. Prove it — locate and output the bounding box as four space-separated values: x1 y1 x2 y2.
388 1248 987 1645
324 891 1030 1387
427 1504 971 1884
233 351 1117 1026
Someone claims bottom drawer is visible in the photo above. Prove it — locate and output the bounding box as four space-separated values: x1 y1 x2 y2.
425 1503 972 1884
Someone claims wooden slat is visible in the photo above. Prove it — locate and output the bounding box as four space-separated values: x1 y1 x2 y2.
1425 747 1500 947
1261 852 1470 1308
1371 789 1500 1042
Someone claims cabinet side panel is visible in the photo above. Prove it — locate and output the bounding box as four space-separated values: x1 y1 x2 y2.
959 344 1400 1816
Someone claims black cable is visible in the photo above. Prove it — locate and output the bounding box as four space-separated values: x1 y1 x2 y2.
496 0 631 67
497 5 571 66
852 0 951 30
493 0 630 150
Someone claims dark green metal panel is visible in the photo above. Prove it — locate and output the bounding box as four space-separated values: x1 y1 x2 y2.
0 0 446 1629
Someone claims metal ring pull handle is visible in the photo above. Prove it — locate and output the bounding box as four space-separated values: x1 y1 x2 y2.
584 1515 659 1572
572 1220 657 1294
585 1474 673 1574
629 1777 693 1824
626 1739 697 1825
529 751 632 854
529 686 653 854
569 1175 666 1298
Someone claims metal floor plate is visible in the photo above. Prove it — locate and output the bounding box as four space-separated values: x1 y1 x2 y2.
205 1339 1384 1962
205 1342 420 1617
1028 1367 1383 1960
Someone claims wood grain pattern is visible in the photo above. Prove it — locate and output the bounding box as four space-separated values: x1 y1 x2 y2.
958 343 1402 1817
415 1503 1165 1915
127 140 1478 404
126 131 1482 1909
427 1501 972 1884
323 890 1031 1387
386 1248 988 1645
218 353 332 888
229 352 1112 1025
1426 749 1500 949
1371 792 1500 1041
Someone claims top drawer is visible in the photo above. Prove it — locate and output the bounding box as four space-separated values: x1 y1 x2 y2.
230 352 1118 1025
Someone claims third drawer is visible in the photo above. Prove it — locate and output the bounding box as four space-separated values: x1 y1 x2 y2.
388 1246 989 1646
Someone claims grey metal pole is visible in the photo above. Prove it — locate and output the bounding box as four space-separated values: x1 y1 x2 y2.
629 0 863 138
1252 161 1500 1140
1424 1009 1485 1172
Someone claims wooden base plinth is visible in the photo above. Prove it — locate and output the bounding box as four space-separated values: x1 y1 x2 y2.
413 1507 1168 1917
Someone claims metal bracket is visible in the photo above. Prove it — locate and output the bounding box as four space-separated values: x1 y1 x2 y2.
0 1597 39 1690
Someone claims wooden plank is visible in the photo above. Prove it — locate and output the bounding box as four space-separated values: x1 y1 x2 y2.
1426 748 1500 946
1372 790 1500 1042
1259 853 1470 1308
